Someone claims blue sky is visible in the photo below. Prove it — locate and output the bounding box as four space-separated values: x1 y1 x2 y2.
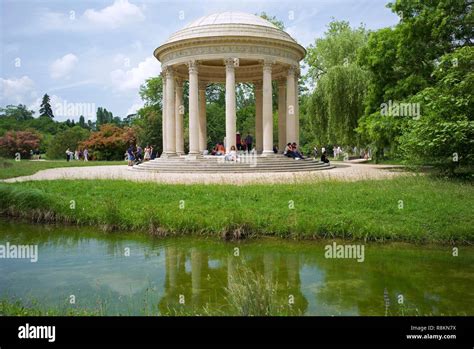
0 0 399 122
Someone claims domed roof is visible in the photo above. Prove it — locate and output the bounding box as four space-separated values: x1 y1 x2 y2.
183 11 277 29
163 11 298 45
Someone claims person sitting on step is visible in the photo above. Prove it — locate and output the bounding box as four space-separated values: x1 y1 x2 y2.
321 150 330 164
225 145 237 161
284 143 294 158
291 143 304 159
216 143 225 156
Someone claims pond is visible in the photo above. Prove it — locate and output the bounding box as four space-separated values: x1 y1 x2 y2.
0 219 472 316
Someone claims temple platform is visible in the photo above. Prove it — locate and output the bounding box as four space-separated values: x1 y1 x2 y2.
132 155 334 173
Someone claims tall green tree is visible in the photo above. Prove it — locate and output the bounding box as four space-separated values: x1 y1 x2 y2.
135 76 164 152
357 0 473 162
305 20 369 146
398 46 474 170
78 115 86 128
96 107 115 128
39 94 54 119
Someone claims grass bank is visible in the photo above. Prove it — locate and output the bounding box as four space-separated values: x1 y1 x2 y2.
0 158 125 180
0 176 472 243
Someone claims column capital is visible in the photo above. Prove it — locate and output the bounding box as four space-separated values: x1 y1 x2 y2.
198 81 208 90
254 80 263 90
277 77 287 87
187 60 199 74
288 65 298 76
164 65 174 78
224 57 237 70
262 59 275 71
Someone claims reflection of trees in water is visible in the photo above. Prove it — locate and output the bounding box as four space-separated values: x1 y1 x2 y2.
309 248 473 316
159 246 308 315
3 221 472 316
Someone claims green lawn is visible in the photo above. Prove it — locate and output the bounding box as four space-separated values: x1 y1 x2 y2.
0 176 472 243
0 158 126 180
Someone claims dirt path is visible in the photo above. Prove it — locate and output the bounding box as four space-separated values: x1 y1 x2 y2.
2 162 409 185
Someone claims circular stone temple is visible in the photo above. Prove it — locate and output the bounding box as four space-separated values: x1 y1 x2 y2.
135 11 332 172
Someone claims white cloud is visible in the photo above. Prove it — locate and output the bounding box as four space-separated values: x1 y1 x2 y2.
83 0 145 29
50 53 78 79
110 56 160 91
126 101 144 116
33 0 145 33
0 76 36 105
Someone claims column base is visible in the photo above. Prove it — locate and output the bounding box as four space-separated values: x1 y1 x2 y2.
163 152 178 158
262 150 276 156
185 152 202 160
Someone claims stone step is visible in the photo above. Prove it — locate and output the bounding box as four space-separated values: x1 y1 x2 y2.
132 162 332 173
138 160 327 167
136 163 329 170
131 155 333 173
146 158 321 164
131 166 333 173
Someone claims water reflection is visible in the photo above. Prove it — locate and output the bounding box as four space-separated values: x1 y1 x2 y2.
158 246 308 314
0 220 472 316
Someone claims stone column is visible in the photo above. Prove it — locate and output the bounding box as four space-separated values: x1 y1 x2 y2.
167 246 177 291
295 68 300 146
187 60 200 158
161 71 167 156
262 61 274 156
254 81 263 153
278 78 287 153
175 79 184 155
225 58 236 152
191 248 202 306
198 82 207 153
286 65 296 144
165 66 176 156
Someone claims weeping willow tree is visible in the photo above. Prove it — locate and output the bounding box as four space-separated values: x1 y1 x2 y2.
304 21 369 147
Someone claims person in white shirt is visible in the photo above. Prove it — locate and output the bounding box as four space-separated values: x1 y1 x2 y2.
225 145 237 161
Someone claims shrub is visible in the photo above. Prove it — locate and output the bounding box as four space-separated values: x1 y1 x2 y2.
46 126 90 159
0 130 41 159
80 124 136 161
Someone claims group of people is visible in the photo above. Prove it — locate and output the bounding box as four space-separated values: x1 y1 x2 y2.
284 142 305 160
126 144 156 166
210 132 254 157
65 148 89 162
208 133 330 165
333 146 343 158
236 132 253 152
